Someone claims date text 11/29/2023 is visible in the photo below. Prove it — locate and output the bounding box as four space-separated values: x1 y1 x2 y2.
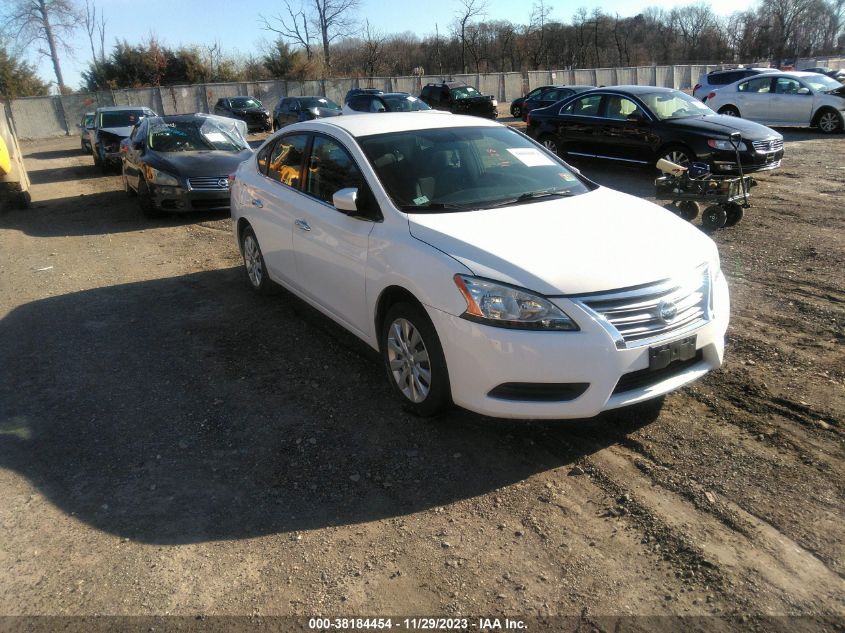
307 617 527 630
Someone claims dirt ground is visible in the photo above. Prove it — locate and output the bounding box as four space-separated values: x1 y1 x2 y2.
0 123 842 632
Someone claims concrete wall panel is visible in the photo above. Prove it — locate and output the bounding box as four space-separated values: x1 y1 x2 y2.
503 72 524 101
9 97 66 138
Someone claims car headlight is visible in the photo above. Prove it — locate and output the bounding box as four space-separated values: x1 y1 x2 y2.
707 138 747 151
491 99 498 107
145 166 180 187
453 275 578 331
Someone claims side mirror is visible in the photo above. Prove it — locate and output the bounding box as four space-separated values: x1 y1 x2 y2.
333 187 359 214
797 87 811 95
729 131 742 143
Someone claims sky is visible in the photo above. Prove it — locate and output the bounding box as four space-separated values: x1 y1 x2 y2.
24 0 757 91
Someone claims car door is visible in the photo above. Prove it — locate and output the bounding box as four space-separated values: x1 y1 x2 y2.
770 77 814 125
240 134 310 286
596 95 653 163
291 134 376 336
552 93 605 157
735 76 774 121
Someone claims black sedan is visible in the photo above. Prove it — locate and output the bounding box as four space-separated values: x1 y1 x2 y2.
272 96 342 131
521 85 595 121
509 85 554 118
526 86 784 174
212 96 272 132
121 114 253 217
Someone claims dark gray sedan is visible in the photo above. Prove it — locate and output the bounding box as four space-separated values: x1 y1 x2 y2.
121 114 253 217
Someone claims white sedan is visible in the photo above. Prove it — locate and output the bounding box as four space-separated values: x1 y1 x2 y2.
705 71 845 133
230 113 729 420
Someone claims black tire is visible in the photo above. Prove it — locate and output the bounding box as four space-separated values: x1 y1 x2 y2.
137 178 161 218
240 225 273 295
16 190 31 210
658 145 695 171
672 200 699 221
814 108 843 134
511 104 522 118
718 105 741 118
381 302 452 417
538 134 560 156
701 205 728 231
724 202 744 227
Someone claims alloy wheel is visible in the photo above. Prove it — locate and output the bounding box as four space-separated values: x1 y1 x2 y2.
541 137 559 155
662 150 691 168
818 111 840 133
386 317 431 404
243 234 263 288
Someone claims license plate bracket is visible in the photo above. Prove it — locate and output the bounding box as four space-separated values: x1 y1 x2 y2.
649 336 697 371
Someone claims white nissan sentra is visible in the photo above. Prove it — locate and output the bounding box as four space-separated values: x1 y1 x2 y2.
230 112 729 419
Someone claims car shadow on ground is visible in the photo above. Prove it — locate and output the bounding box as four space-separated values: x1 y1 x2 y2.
25 148 88 161
0 190 231 237
27 164 106 186
0 267 659 545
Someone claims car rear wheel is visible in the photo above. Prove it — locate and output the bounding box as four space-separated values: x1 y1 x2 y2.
718 105 740 118
816 108 843 134
241 225 273 294
511 104 522 118
538 134 560 156
381 302 451 417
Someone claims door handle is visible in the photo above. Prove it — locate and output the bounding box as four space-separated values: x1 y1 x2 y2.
295 219 311 231
251 198 263 208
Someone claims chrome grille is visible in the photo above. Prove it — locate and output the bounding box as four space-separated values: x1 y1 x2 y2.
577 266 711 347
752 138 783 153
187 176 230 191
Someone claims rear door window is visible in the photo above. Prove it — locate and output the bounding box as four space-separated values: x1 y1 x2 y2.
738 77 772 93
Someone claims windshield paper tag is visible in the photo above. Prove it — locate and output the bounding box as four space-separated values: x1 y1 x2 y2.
413 195 429 205
507 148 556 166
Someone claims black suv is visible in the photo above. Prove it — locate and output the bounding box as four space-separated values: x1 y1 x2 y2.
419 81 498 119
212 96 272 132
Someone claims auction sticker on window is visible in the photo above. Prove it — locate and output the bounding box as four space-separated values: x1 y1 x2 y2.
506 147 556 166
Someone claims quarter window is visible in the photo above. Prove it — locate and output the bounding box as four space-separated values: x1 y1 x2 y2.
268 134 308 188
305 136 366 205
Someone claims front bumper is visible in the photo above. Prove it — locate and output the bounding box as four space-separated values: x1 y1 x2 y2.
428 270 729 420
707 147 784 174
148 184 231 212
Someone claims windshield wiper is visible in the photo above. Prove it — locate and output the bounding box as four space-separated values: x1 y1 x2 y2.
484 189 576 209
399 201 476 213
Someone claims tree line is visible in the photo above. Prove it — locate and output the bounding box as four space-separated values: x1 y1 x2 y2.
1 0 843 97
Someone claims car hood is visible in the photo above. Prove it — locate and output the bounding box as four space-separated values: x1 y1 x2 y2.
146 149 253 178
664 115 780 139
825 85 845 98
407 187 718 295
98 126 134 138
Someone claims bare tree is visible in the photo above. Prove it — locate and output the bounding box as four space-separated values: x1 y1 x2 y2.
261 0 359 72
360 20 385 78
763 0 817 64
83 0 105 66
454 0 486 73
2 0 81 93
526 0 551 69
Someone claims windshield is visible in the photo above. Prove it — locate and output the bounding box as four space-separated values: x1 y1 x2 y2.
147 118 249 152
230 98 261 109
383 95 431 112
802 74 842 92
451 86 482 100
301 97 340 110
100 110 147 128
639 92 714 120
358 126 591 213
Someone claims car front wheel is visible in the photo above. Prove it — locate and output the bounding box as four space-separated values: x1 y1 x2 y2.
511 104 522 118
659 146 694 171
539 134 560 156
816 108 843 134
382 302 451 417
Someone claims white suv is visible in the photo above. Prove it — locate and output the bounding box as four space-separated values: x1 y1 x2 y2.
230 113 729 419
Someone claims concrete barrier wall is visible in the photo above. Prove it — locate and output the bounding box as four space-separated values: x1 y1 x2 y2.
13 61 817 139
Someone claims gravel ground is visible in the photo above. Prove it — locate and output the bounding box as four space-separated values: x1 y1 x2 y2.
0 124 842 632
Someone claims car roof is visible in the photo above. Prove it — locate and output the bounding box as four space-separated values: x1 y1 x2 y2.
292 112 498 138
580 85 678 95
95 106 153 112
709 67 773 75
